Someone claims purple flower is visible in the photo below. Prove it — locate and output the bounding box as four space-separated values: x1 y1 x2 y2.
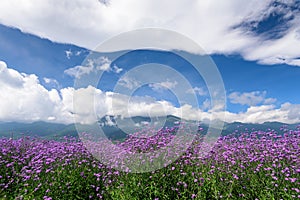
290 178 297 183
233 174 239 180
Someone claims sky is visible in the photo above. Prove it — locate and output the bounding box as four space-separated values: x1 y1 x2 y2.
0 0 300 124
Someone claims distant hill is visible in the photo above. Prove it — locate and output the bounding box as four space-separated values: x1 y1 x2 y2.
0 116 298 140
0 121 78 139
221 121 299 135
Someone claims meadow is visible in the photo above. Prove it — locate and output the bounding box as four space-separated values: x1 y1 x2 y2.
0 126 299 199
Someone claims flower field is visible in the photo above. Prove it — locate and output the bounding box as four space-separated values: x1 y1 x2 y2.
0 127 299 199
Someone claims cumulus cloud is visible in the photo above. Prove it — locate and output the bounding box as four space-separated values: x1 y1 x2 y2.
281 102 300 121
228 91 276 106
222 103 300 124
64 56 122 78
0 0 299 66
0 61 24 88
0 61 71 123
0 60 299 124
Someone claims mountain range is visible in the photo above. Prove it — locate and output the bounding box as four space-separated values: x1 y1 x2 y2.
0 115 299 140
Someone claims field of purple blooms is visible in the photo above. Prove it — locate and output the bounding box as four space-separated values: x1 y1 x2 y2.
0 127 299 199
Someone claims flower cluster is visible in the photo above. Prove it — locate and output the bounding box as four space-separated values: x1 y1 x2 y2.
0 126 299 199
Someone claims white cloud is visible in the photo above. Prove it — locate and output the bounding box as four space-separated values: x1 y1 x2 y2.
222 103 300 124
95 56 111 71
65 49 72 59
64 56 122 78
202 99 211 110
43 77 60 89
112 65 123 73
187 87 207 96
75 51 82 56
0 61 71 123
65 49 85 59
242 27 300 67
281 102 300 121
264 97 277 105
0 61 24 88
98 0 110 6
95 57 123 73
118 76 140 90
104 115 116 126
149 80 178 92
97 63 110 71
0 60 300 125
228 91 276 106
0 0 299 66
64 65 94 79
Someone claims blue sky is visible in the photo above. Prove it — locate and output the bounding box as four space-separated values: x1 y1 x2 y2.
0 0 300 124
